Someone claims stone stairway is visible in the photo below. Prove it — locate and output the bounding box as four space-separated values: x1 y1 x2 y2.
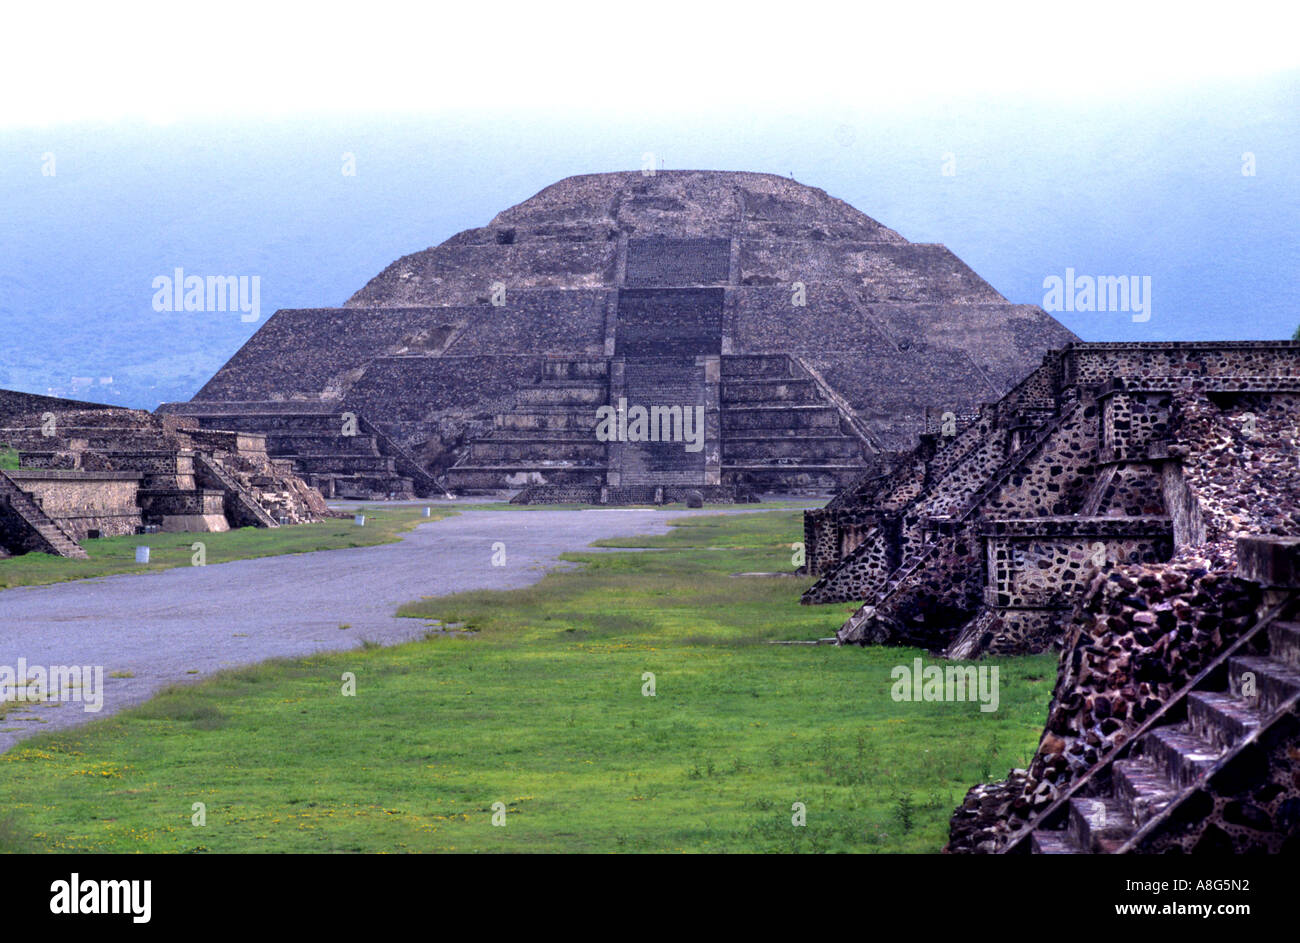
808 409 1074 608
1078 465 1118 517
446 360 610 491
825 542 940 637
721 355 867 490
616 359 707 486
1028 617 1300 854
804 377 1067 599
355 415 445 497
0 470 88 559
800 523 895 606
192 453 279 528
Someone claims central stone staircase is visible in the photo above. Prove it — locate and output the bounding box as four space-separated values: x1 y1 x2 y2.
614 358 707 486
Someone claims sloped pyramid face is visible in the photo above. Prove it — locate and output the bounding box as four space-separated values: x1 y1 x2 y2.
171 171 1077 498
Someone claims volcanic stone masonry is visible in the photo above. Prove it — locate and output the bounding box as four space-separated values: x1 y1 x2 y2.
0 389 332 559
798 339 1300 853
158 171 1077 502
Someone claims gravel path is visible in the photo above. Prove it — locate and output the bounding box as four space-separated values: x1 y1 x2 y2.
0 507 768 753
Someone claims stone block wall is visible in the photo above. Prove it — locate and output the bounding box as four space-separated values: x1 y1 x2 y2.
807 341 1300 660
3 470 143 539
1066 341 1300 386
1098 388 1172 462
981 518 1174 609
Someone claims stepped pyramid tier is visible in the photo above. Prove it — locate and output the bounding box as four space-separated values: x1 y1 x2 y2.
805 341 1300 655
162 171 1076 500
800 339 1300 852
0 390 332 558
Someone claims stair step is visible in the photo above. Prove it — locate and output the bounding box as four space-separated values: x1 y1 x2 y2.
1113 758 1178 828
1228 655 1300 714
1068 795 1133 853
1186 690 1264 751
1136 725 1222 790
1268 622 1300 668
1031 830 1080 854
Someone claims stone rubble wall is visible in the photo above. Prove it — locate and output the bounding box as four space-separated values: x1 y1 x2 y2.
946 377 1300 852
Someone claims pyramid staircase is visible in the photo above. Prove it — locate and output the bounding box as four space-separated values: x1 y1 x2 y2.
192 453 279 528
0 470 88 559
160 405 438 498
721 355 868 489
614 358 707 486
445 360 610 491
805 402 1071 609
1011 599 1300 854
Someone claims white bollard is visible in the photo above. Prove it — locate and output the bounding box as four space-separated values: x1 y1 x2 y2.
423 507 431 517
135 546 150 564
354 514 365 526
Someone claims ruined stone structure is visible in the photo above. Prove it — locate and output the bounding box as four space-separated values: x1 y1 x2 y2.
0 390 331 558
162 171 1075 500
950 537 1300 855
3 469 144 540
803 341 1300 658
799 339 1300 853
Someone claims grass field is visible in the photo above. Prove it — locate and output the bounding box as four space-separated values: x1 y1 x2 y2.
0 509 1054 853
0 505 451 590
0 445 18 470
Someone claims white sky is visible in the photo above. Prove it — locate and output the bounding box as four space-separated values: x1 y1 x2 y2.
2 1 1297 127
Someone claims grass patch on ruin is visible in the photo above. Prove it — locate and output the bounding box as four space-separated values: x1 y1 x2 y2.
0 445 18 470
0 510 1055 853
0 505 453 590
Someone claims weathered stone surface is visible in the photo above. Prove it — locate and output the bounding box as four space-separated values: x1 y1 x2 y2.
0 397 332 556
912 346 1300 854
1237 536 1300 588
163 171 1076 496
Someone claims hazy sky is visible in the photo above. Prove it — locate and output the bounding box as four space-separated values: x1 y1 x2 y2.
4 4 1296 125
2 5 1297 407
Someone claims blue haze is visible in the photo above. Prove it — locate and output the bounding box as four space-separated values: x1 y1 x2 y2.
1 74 1296 409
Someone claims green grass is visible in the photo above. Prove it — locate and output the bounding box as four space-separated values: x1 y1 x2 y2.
0 505 453 590
0 445 18 470
0 510 1054 853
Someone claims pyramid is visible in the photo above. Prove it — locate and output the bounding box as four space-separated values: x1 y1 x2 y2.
163 171 1077 500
